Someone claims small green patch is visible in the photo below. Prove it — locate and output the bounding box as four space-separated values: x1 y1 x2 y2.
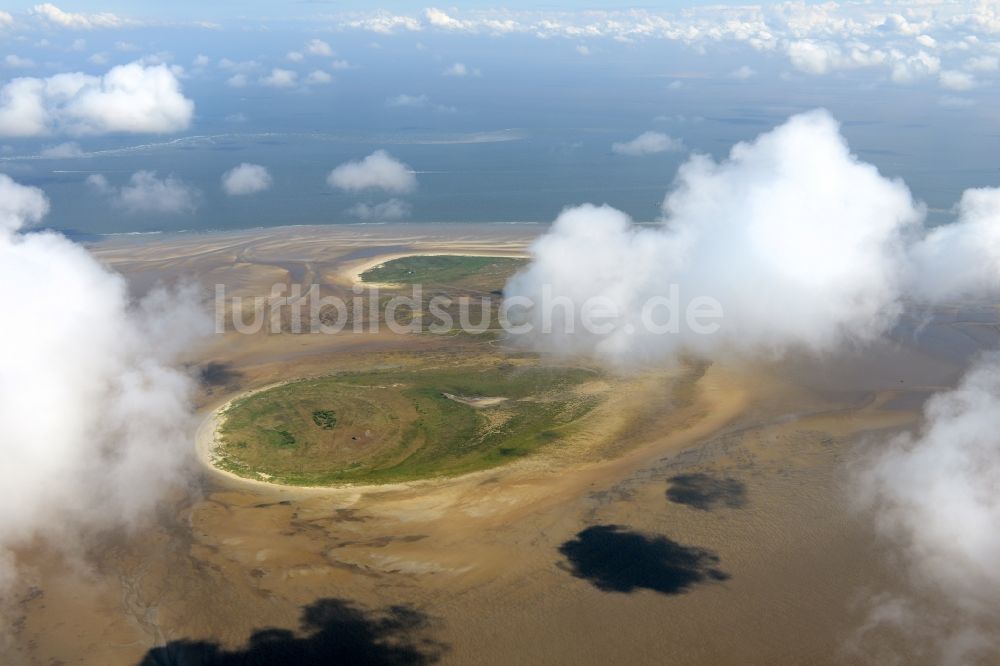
312 410 337 430
264 429 297 449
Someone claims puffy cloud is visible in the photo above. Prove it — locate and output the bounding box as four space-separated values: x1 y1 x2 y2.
385 93 454 113
0 62 194 137
504 110 923 364
425 7 468 31
0 174 49 233
30 3 127 29
910 188 1000 300
221 163 272 196
730 65 756 78
4 55 35 69
305 70 332 85
786 39 887 75
328 5 1000 88
889 50 941 83
443 62 479 77
612 131 684 156
347 198 412 221
0 12 12 28
217 58 257 73
226 73 248 88
259 68 297 88
854 353 1000 660
939 69 976 90
0 173 208 587
306 38 334 56
91 170 200 214
326 150 416 194
39 141 83 158
576 45 591 56
964 55 999 72
345 13 421 34
286 51 304 62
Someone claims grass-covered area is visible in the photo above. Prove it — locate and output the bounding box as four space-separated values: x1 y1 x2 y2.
360 255 527 292
215 361 602 485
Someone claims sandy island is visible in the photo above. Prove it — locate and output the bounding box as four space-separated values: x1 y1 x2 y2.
8 222 981 666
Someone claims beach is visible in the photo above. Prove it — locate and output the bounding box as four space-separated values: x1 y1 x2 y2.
5 223 995 665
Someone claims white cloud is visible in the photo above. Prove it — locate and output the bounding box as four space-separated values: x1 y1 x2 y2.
425 7 467 31
443 62 479 77
576 45 591 56
385 93 454 113
0 173 208 588
30 3 126 30
39 141 83 158
786 39 888 75
330 59 353 70
286 51 304 62
88 52 108 65
965 55 999 72
4 55 35 69
730 65 756 79
855 354 1000 660
305 70 332 85
890 50 941 83
612 131 684 156
504 110 923 364
324 5 1000 89
221 163 272 196
345 13 421 34
259 68 297 88
193 54 210 67
0 174 48 233
939 69 976 90
226 73 248 88
0 62 194 137
327 150 416 194
306 38 334 56
910 188 1000 300
218 58 257 73
347 198 412 221
91 170 200 214
0 12 12 29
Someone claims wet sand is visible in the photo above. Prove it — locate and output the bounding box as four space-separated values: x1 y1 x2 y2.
5 223 998 665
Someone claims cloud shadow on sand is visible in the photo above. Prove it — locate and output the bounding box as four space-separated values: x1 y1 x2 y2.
558 524 729 595
140 598 447 665
666 473 747 511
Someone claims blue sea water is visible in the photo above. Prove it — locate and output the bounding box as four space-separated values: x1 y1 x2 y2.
1 31 998 235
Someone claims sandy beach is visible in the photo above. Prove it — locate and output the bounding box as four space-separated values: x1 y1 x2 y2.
5 223 996 665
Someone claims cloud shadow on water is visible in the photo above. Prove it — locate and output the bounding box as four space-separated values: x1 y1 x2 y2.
558 524 729 595
666 473 747 511
140 598 447 665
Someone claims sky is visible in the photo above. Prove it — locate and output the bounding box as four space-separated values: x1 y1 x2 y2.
1 2 1000 233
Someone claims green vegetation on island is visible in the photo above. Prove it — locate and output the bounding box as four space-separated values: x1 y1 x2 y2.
360 255 527 292
215 360 602 485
